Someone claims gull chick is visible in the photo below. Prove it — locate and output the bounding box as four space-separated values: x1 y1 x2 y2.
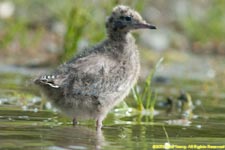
34 5 156 129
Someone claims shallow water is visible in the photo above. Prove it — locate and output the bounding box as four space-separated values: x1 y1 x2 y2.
0 54 225 150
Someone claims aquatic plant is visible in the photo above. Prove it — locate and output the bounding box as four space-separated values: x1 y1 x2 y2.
132 57 164 119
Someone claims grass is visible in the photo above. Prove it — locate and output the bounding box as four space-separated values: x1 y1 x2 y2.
1 1 224 64
132 57 164 120
162 126 170 143
181 0 225 43
60 4 90 61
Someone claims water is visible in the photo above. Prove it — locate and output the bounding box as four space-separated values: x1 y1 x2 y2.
0 54 225 150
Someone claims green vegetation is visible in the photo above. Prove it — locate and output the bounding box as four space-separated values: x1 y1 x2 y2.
0 0 148 63
60 5 89 61
1 0 225 65
132 58 164 119
163 126 170 144
182 0 225 43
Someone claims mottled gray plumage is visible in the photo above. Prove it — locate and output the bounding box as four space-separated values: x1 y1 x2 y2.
34 5 156 129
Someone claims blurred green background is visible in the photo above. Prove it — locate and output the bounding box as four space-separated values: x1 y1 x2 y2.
0 0 224 67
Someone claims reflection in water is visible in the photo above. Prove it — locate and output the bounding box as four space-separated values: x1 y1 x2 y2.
1 54 225 149
46 126 105 150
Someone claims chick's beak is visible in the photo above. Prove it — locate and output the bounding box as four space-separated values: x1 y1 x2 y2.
143 23 157 29
136 23 156 29
134 21 157 29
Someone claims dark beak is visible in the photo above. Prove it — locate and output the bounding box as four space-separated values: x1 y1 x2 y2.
145 23 157 29
134 23 157 29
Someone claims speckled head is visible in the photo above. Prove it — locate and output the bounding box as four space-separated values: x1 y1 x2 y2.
106 5 156 33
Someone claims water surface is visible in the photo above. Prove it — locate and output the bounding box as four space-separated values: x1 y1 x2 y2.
0 54 225 150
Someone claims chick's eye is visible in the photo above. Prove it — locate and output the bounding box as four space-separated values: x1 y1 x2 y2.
125 16 131 21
